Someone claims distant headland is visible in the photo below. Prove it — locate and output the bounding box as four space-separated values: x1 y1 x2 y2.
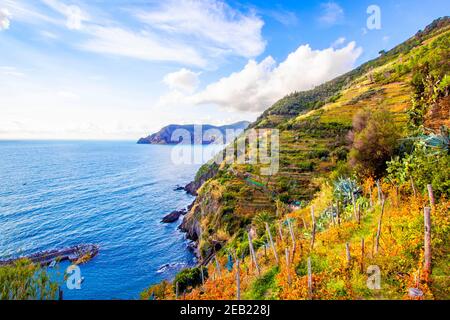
137 121 250 145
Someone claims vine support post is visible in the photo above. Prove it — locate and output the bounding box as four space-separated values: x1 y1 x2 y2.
307 257 313 299
201 266 205 288
278 223 284 243
285 248 291 287
375 198 386 255
346 242 351 266
265 222 279 265
376 180 382 204
310 206 316 251
427 184 435 208
215 255 221 278
352 192 358 221
424 207 432 274
410 177 417 197
360 238 365 273
248 232 260 275
236 259 241 300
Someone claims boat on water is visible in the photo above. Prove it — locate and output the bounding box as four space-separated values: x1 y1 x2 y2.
0 244 99 267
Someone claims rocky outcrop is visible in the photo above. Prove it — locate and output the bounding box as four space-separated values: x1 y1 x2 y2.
179 180 224 261
184 162 219 196
161 209 186 223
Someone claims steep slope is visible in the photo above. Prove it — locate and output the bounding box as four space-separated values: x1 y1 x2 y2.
179 17 450 264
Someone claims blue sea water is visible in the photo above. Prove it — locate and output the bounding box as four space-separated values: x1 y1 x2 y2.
0 141 218 300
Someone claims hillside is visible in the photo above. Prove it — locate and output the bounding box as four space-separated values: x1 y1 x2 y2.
137 121 250 145
143 17 450 300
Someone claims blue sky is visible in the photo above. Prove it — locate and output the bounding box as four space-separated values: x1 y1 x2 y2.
0 0 448 140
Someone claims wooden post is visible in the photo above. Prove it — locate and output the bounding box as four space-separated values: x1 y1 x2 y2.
352 192 358 221
360 238 365 273
346 242 351 266
285 248 291 287
201 266 205 288
278 223 284 243
336 202 341 225
307 257 313 299
236 259 241 300
310 206 316 250
357 203 361 225
427 184 435 208
410 177 417 197
265 222 279 264
375 198 386 254
424 207 432 274
248 232 260 274
175 282 179 300
288 219 296 247
301 217 307 229
376 180 382 204
215 255 221 278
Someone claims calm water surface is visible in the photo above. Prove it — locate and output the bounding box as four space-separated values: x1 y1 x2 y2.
0 141 217 299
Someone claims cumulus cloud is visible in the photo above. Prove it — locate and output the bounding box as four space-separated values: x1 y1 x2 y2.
319 2 344 25
163 68 200 93
135 0 266 58
0 8 11 30
161 41 362 112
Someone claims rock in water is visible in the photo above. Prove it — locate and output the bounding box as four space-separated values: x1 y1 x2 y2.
161 209 186 223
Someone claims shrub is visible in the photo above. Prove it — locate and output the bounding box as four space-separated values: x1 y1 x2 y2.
173 266 208 293
0 260 58 300
348 108 401 177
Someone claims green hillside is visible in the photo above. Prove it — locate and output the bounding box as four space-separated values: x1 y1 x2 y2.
144 17 449 300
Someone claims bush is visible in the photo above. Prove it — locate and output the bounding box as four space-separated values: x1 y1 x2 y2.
173 266 208 293
348 108 401 177
0 260 58 300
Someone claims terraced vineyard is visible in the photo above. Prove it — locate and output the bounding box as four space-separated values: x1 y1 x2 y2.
147 17 450 300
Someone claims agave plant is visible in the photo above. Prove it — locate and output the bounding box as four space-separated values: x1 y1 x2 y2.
410 126 449 154
333 177 361 205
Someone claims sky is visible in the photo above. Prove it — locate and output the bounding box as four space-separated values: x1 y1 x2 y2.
0 0 449 140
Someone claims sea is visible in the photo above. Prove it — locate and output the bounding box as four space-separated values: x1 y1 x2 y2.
0 140 221 299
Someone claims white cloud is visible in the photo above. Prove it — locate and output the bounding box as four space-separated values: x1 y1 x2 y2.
57 90 79 100
79 26 207 67
265 9 299 27
0 66 25 77
0 8 11 30
40 30 59 40
161 42 362 112
135 0 266 58
2 0 264 67
319 2 344 25
332 37 346 48
163 68 200 93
